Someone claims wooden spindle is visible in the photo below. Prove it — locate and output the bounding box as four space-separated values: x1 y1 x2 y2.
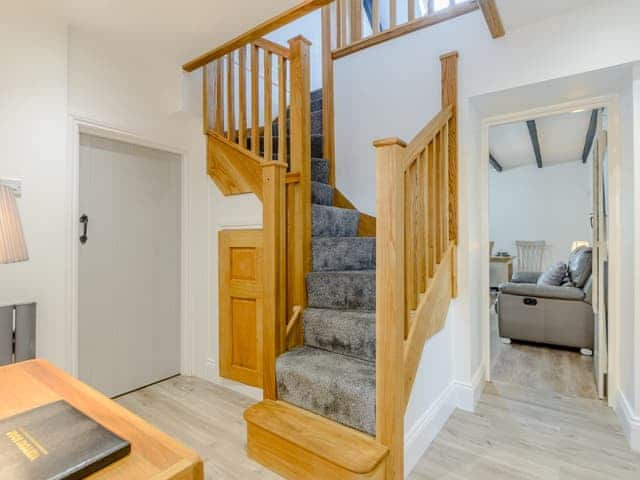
215 58 224 134
340 0 348 46
238 46 247 148
336 0 343 48
351 0 362 42
404 163 418 315
428 139 436 276
278 56 288 164
226 52 235 142
372 0 380 34
408 0 416 21
417 150 427 293
251 45 260 154
422 146 430 282
434 131 443 263
264 51 273 161
203 62 216 133
443 123 450 248
390 0 397 28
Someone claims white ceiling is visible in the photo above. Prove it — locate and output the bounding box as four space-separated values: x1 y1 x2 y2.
30 0 595 66
489 110 594 171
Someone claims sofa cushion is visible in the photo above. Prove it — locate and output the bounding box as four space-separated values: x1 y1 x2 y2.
499 283 586 301
537 262 567 287
510 271 541 284
568 247 592 288
583 275 593 305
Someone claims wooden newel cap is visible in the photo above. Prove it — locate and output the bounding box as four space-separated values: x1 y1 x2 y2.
373 137 407 148
439 51 459 61
289 35 312 47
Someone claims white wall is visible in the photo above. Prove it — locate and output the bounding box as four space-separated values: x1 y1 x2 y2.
489 161 593 271
0 4 69 369
333 0 640 457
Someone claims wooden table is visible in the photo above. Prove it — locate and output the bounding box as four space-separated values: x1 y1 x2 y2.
0 360 203 479
490 256 514 288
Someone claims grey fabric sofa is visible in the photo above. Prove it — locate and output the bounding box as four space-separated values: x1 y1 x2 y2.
497 247 594 351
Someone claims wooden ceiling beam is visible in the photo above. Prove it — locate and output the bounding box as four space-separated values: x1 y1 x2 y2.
489 153 503 172
582 109 599 163
477 0 505 39
527 120 543 169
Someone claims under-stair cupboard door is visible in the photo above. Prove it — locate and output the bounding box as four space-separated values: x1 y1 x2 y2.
219 229 264 388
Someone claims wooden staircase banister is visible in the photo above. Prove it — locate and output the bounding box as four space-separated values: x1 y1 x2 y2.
373 51 458 480
183 0 334 71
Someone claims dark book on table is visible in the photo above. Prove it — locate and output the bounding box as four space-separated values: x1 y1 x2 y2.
0 400 131 480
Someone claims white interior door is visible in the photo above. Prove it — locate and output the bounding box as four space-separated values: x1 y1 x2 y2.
592 112 608 399
79 134 181 397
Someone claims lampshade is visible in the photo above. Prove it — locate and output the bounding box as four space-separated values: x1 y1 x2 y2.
0 185 29 264
571 240 590 253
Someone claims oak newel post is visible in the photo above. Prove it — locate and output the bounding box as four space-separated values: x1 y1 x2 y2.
262 161 287 400
374 137 407 480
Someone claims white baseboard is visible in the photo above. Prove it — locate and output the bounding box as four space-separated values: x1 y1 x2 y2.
454 364 487 412
404 382 458 476
615 388 640 451
203 359 263 401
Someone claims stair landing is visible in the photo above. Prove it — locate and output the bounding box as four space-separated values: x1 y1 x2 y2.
244 400 388 480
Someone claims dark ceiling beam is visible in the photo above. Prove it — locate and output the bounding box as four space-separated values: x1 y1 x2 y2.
526 120 543 168
477 0 506 39
489 153 503 172
582 109 599 163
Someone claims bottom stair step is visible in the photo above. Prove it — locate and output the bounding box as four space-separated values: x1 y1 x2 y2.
244 400 388 480
276 347 375 434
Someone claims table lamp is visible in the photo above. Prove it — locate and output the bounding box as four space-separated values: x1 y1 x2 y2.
0 182 29 264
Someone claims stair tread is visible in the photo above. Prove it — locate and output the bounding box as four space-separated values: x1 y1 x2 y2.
276 346 376 434
244 399 387 474
304 308 376 362
313 236 376 272
312 204 360 238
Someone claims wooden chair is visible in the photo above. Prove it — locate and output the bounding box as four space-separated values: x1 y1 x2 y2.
515 240 546 272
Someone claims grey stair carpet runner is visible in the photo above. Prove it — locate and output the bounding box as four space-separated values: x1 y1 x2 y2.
274 89 377 436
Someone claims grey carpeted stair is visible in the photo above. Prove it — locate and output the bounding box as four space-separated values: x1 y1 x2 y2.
274 88 378 437
313 205 359 237
312 181 334 206
312 158 330 184
307 271 375 311
313 237 376 272
304 308 376 362
276 347 375 434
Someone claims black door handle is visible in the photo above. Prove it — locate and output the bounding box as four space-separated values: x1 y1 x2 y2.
80 214 89 244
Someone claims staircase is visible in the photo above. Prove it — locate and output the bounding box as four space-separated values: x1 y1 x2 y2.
245 89 386 477
272 89 378 436
195 25 459 480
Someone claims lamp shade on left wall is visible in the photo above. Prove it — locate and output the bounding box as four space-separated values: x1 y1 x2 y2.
0 185 28 264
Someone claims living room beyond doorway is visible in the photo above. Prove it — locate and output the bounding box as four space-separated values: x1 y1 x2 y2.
488 107 608 401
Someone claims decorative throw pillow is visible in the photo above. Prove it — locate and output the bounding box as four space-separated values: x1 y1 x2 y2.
537 262 568 287
568 247 593 288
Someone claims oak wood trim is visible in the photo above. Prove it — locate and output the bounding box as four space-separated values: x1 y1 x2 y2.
403 106 452 167
321 5 336 185
477 0 506 39
333 189 376 237
332 2 478 60
403 244 454 406
374 139 406 480
183 0 331 71
245 400 388 478
254 38 291 58
207 132 263 200
285 305 302 338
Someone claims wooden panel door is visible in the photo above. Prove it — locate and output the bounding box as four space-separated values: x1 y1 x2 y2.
219 229 263 387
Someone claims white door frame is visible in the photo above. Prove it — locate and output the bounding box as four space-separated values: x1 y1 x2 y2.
66 115 193 380
480 95 622 408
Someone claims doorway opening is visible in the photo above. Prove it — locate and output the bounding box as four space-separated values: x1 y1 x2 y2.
488 107 609 401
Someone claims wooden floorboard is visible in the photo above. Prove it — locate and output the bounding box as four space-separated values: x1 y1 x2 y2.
117 369 639 479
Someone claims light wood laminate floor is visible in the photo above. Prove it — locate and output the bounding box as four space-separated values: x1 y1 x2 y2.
490 294 598 400
117 375 640 480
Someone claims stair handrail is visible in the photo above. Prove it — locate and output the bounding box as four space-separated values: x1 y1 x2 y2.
373 51 458 480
